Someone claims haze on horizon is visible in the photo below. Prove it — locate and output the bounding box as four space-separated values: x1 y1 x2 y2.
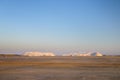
0 0 120 55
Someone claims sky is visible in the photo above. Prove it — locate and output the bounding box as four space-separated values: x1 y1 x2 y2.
0 0 120 55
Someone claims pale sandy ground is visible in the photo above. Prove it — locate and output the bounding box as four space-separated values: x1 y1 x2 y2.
0 56 120 80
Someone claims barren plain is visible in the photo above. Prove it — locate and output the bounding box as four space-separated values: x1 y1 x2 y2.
0 56 120 80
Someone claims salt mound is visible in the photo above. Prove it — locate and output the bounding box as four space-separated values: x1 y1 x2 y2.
91 52 103 56
23 52 55 56
62 52 103 56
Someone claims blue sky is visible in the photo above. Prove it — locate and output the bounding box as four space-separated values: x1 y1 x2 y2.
0 0 120 55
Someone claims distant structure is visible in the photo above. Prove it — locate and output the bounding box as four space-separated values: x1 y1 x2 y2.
23 52 55 56
62 52 103 56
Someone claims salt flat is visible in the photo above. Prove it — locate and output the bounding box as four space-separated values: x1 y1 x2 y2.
0 56 120 80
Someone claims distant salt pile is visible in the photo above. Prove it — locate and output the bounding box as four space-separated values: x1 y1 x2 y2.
91 52 103 56
62 53 91 56
62 52 103 56
23 52 55 56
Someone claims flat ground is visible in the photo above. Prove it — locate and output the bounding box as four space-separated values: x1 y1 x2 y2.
0 56 120 80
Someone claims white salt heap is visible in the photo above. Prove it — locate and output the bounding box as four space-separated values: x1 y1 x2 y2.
23 52 55 56
62 52 103 56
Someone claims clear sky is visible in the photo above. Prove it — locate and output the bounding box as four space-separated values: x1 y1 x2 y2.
0 0 120 55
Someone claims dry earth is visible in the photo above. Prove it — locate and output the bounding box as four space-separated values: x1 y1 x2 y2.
0 56 120 80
